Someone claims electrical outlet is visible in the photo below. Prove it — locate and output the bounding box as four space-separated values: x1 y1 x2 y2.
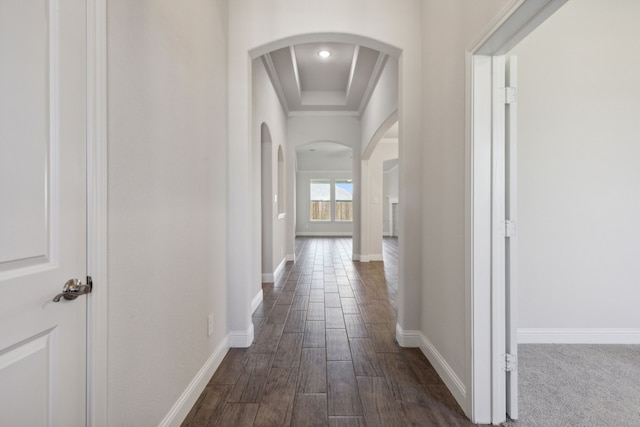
207 313 213 336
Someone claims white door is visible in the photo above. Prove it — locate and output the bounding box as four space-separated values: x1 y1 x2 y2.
0 1 88 426
505 55 518 420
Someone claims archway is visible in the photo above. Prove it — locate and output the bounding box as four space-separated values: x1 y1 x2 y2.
227 18 424 401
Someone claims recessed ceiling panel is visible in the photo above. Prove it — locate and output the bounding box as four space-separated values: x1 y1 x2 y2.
294 42 354 92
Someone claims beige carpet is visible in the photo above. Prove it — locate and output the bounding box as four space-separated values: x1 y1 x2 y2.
504 344 640 427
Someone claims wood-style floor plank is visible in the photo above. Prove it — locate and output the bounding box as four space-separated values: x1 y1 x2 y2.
349 338 384 377
185 237 477 427
215 402 260 427
273 332 304 368
344 314 368 338
283 309 306 333
291 394 328 426
303 321 326 348
327 361 362 416
328 416 366 427
252 323 284 354
325 307 346 329
228 353 273 403
297 348 327 393
356 376 410 427
266 303 290 324
181 384 232 427
253 367 298 427
307 302 325 321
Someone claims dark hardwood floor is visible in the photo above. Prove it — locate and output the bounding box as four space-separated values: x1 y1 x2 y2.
183 237 477 426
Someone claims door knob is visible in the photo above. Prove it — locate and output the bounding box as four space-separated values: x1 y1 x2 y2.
53 277 93 302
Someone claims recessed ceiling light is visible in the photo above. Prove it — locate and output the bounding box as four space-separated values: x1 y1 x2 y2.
317 50 331 58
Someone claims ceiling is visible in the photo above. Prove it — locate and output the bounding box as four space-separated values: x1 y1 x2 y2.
295 141 353 172
262 42 388 115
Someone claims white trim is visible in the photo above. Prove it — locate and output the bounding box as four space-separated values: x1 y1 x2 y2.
383 232 391 237
158 337 230 427
419 334 467 408
518 329 640 344
261 257 287 283
395 324 420 347
274 257 286 278
358 52 389 115
466 0 569 423
286 253 295 262
87 0 108 425
261 53 290 116
296 170 353 174
359 255 370 263
296 232 352 237
251 290 263 314
369 254 383 262
228 324 254 348
352 254 361 261
287 110 360 117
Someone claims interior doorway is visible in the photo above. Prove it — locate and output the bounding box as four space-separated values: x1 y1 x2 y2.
467 0 569 423
469 0 640 424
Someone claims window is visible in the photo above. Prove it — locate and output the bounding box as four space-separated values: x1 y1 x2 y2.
335 179 353 221
310 179 331 221
309 178 353 222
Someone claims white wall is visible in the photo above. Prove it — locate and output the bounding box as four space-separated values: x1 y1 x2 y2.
383 162 399 236
253 58 288 283
228 0 424 346
107 0 228 425
421 0 511 413
365 142 398 259
510 0 640 339
288 115 360 240
361 57 398 158
296 171 354 236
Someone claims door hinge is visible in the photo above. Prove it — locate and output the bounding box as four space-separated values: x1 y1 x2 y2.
87 275 93 290
504 353 517 372
503 86 517 104
505 220 517 237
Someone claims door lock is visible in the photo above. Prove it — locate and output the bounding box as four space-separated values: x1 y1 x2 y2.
53 277 93 302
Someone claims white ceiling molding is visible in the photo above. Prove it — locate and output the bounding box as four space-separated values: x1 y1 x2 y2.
289 46 302 101
262 53 290 115
345 45 360 102
358 52 388 115
288 110 359 118
261 41 386 116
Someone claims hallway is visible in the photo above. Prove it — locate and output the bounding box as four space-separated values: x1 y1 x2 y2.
183 238 476 426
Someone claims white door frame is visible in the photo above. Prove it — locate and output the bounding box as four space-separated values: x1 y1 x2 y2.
465 0 568 424
87 0 108 425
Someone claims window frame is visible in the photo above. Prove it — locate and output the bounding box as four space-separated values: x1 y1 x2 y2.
308 177 353 223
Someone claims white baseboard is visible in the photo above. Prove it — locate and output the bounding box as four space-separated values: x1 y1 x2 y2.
228 324 254 348
383 232 391 237
262 257 286 283
359 255 370 262
395 323 420 347
296 231 353 237
369 254 383 261
418 334 467 407
352 253 361 261
158 336 229 427
251 290 263 314
286 253 295 262
518 328 640 344
274 257 286 278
